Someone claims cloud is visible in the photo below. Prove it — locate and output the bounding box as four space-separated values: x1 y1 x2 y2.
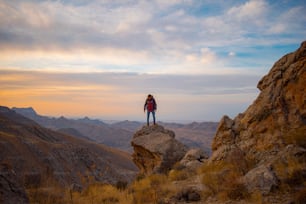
0 0 305 76
227 0 268 23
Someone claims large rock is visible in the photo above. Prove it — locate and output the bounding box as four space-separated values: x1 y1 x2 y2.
211 41 306 162
242 165 279 195
210 41 306 196
131 125 188 175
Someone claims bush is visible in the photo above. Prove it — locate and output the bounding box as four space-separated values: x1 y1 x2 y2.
168 169 189 181
67 183 132 204
200 161 250 201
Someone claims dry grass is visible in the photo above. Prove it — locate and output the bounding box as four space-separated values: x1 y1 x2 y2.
26 172 181 204
168 169 190 181
67 183 133 204
200 161 250 202
27 187 66 204
130 173 177 204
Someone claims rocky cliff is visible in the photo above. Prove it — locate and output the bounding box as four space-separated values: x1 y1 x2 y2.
210 41 306 197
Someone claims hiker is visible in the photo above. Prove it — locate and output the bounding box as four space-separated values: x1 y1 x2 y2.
144 94 157 126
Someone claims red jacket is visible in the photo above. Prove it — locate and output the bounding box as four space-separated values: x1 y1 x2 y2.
144 98 157 112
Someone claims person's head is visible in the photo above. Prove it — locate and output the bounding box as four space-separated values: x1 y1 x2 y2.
147 94 152 99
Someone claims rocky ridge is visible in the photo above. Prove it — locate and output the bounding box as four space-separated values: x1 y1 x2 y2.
210 41 306 198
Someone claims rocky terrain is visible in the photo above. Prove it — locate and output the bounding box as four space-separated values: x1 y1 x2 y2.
129 41 306 203
206 41 306 203
13 107 217 153
0 106 138 204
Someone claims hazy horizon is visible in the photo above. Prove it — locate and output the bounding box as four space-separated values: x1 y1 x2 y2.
1 0 305 121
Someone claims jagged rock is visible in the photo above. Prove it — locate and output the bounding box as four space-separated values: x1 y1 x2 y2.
180 148 208 169
131 125 187 175
209 41 306 198
211 115 235 151
211 41 306 162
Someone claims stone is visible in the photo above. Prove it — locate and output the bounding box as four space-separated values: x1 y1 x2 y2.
180 148 208 169
242 165 279 195
131 124 187 175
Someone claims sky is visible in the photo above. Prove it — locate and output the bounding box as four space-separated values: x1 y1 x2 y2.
0 0 305 122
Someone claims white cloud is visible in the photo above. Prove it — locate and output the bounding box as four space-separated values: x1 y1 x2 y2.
227 0 268 23
0 0 305 76
228 51 236 57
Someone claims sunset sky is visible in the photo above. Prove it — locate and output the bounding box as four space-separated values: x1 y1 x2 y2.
0 0 305 122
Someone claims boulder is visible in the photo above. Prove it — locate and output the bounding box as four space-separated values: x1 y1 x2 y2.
242 165 279 195
180 148 208 169
131 125 187 175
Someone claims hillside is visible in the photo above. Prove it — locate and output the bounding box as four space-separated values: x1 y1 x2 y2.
0 106 137 203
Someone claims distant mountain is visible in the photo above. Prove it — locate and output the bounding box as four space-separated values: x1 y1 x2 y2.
13 108 218 153
13 107 135 152
160 122 218 154
0 106 138 203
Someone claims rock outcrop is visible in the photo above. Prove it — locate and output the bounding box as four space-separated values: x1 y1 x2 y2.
210 41 306 196
131 125 188 175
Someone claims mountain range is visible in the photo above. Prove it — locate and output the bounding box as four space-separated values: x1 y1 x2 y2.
12 107 218 153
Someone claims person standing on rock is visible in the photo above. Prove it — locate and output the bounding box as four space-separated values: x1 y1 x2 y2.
144 94 157 126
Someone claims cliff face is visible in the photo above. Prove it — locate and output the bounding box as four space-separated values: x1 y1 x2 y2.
210 41 306 196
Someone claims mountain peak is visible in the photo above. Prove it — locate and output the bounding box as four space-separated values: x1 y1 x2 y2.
12 107 37 116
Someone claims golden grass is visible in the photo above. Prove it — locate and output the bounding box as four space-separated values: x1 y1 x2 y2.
168 169 190 181
67 183 133 204
200 161 250 202
130 173 177 204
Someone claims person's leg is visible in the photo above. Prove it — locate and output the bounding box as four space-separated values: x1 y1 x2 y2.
147 111 150 126
152 111 156 125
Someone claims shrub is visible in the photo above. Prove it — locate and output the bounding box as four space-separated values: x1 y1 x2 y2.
200 161 250 201
168 169 189 181
131 173 178 204
67 183 132 204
